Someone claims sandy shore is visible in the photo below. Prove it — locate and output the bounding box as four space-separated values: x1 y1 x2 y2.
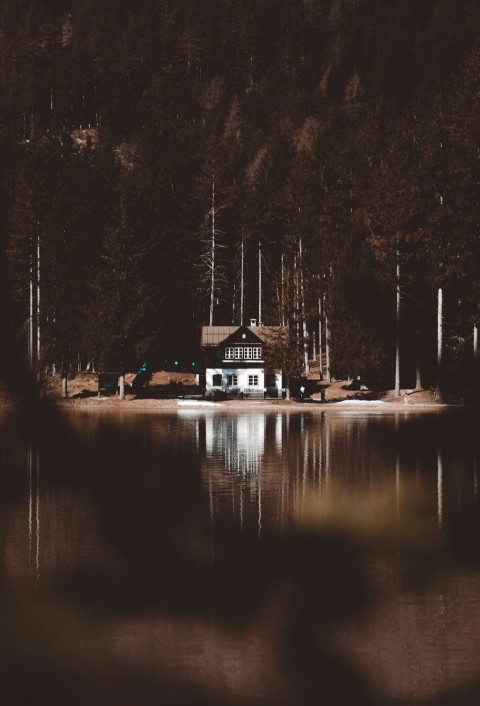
49 397 454 413
0 373 467 413
50 385 453 413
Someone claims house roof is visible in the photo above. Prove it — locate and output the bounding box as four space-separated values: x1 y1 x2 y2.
201 326 237 347
201 325 288 347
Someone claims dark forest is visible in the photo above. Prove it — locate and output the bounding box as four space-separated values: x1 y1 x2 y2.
1 0 479 392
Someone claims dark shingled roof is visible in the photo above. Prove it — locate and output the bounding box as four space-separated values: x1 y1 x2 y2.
201 326 237 347
201 325 288 347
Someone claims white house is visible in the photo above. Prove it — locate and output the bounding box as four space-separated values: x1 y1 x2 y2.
201 320 288 398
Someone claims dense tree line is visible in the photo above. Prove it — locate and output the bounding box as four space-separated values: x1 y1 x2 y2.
0 0 479 394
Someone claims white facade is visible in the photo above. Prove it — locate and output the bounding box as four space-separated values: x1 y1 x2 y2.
206 368 283 395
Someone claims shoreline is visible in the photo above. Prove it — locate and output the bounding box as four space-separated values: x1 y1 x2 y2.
1 373 475 413
28 396 469 414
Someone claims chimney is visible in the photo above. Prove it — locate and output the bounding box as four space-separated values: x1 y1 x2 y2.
250 318 257 327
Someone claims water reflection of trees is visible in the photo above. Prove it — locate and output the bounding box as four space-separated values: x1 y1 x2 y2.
198 411 480 544
1 404 480 705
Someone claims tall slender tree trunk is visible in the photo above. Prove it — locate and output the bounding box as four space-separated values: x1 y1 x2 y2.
240 236 244 325
294 255 300 351
208 178 216 326
36 239 40 342
36 231 41 375
395 245 401 396
324 293 331 383
318 297 323 379
414 327 423 390
298 239 309 374
29 237 34 370
474 323 479 399
415 356 422 390
258 240 262 324
436 287 443 401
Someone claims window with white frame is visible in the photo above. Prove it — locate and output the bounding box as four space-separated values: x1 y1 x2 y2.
234 347 243 359
225 347 234 359
252 347 262 359
227 374 238 386
244 347 253 359
248 374 259 386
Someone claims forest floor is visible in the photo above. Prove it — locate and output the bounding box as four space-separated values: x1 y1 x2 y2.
0 369 449 411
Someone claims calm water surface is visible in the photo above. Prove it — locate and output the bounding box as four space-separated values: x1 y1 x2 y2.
1 405 480 705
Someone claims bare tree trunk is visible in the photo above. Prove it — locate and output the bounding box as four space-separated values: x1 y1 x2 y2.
415 355 422 390
29 237 34 370
119 374 125 400
318 297 323 380
62 374 67 398
395 246 401 396
294 255 300 351
298 239 309 374
240 236 244 325
414 325 423 389
36 230 41 372
312 330 316 361
208 179 216 326
324 294 331 383
258 240 262 324
474 323 479 400
436 287 443 401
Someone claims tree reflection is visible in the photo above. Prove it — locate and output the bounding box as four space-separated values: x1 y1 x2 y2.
0 401 480 704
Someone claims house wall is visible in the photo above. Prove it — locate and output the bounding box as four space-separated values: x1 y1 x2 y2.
206 367 264 392
205 368 282 395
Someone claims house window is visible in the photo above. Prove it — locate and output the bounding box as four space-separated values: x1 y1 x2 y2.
234 347 243 359
225 347 234 359
244 347 253 359
252 347 262 359
212 374 222 387
248 374 259 386
227 374 238 387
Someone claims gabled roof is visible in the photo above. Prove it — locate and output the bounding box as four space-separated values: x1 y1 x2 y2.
201 325 288 347
201 326 237 347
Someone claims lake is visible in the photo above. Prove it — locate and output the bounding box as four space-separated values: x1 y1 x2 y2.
1 404 480 705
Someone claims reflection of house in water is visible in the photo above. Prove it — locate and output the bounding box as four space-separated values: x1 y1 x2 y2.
204 414 266 476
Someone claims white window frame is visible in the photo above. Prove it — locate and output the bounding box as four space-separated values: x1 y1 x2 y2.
234 347 243 359
248 374 259 386
227 374 238 387
225 347 234 360
244 347 253 360
252 347 262 359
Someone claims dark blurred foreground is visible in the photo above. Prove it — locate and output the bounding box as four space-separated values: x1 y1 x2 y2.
1 382 480 705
